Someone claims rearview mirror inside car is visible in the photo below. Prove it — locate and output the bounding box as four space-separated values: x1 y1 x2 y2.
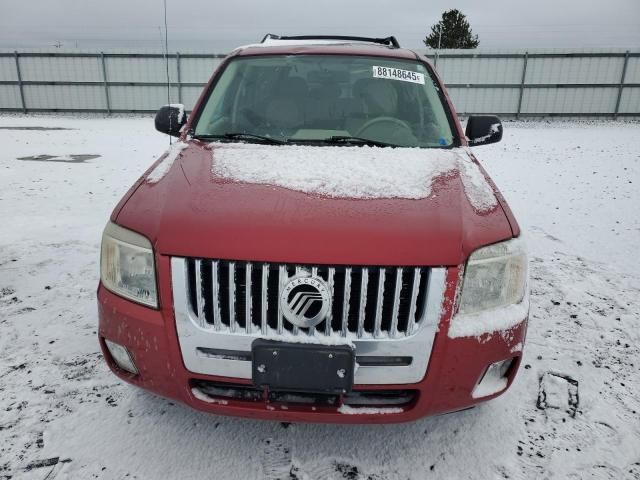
465 115 503 146
155 104 186 137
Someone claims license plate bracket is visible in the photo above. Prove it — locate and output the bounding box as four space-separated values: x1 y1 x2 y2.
252 340 355 394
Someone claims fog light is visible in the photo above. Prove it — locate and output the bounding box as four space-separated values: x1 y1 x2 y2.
104 339 138 374
472 358 514 399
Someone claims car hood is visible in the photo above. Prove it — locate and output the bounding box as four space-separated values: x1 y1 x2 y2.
114 141 514 266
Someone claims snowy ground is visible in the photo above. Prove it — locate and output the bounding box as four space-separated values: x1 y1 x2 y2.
1 116 639 479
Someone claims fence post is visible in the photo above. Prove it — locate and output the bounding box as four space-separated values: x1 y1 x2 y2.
14 51 27 113
614 50 629 119
176 52 182 104
100 52 111 114
516 52 528 119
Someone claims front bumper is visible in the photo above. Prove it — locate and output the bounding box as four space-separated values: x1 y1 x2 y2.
97 260 528 424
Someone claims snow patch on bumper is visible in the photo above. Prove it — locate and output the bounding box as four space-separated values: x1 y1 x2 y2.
337 405 404 415
191 387 229 405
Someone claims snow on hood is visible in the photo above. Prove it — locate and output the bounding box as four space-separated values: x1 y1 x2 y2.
211 143 498 211
146 141 188 183
457 152 501 212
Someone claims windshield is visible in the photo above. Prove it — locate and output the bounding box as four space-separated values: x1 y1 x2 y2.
193 55 455 148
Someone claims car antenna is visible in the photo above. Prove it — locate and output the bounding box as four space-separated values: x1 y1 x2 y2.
162 0 172 145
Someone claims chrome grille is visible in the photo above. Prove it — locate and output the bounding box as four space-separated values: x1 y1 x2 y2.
183 259 430 339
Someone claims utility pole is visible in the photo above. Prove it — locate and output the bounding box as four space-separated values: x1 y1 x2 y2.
435 24 442 67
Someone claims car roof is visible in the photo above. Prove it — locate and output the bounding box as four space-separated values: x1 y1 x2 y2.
232 39 422 62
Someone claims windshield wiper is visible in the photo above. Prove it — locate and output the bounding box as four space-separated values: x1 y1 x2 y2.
193 132 287 145
320 136 399 148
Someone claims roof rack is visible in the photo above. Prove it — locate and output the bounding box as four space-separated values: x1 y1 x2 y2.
260 34 401 49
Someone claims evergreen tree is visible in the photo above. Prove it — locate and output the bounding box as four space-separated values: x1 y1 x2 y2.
424 9 480 49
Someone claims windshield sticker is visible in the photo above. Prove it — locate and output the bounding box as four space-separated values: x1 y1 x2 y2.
372 66 425 84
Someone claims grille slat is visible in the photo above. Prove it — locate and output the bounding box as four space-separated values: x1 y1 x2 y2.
326 267 335 336
310 266 319 336
357 268 369 338
188 260 429 339
292 266 303 335
390 267 403 337
373 268 386 337
194 259 205 328
342 267 352 337
407 268 422 336
277 266 285 334
229 262 236 332
211 260 221 330
261 263 269 334
245 263 252 334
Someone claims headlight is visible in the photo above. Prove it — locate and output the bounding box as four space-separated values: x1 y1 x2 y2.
458 237 527 315
100 222 158 308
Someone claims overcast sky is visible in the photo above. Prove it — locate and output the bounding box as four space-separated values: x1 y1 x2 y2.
1 0 639 51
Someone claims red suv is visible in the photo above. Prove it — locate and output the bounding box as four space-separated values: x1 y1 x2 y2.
98 35 528 423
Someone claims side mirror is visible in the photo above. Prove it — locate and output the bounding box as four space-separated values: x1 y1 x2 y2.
155 104 186 137
465 115 503 146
